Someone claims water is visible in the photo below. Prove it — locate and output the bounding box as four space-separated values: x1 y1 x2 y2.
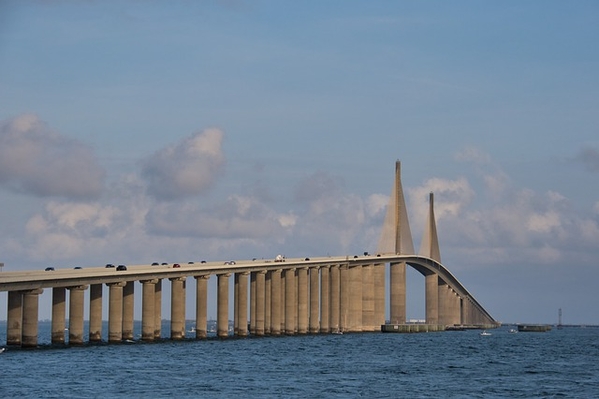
1 323 598 398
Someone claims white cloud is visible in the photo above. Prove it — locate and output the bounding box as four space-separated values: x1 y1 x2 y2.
21 200 124 261
408 177 475 226
527 210 561 234
145 195 291 240
141 128 225 201
0 114 105 199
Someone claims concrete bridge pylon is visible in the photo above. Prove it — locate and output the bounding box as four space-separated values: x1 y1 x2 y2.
377 160 414 255
419 192 441 263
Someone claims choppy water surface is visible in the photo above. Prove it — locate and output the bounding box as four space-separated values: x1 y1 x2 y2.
1 323 597 398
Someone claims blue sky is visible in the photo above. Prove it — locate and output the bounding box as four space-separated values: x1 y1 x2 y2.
0 1 598 325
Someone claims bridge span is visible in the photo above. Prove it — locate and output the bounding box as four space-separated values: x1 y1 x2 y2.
0 161 498 348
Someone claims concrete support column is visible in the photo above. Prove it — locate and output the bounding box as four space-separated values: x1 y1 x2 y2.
320 266 330 333
89 284 103 342
233 273 239 334
250 272 257 335
451 291 461 325
217 273 230 338
7 291 23 346
458 296 466 324
462 296 472 325
195 275 209 339
329 265 340 333
280 271 286 333
373 263 386 329
264 271 272 335
255 270 266 336
236 272 249 337
141 279 157 341
339 265 349 332
122 281 135 341
51 287 66 345
438 281 450 326
348 265 363 332
294 270 299 332
22 289 43 348
108 282 126 343
362 264 375 332
297 267 308 334
389 261 406 324
68 285 87 345
170 277 186 340
284 268 296 335
309 267 320 334
425 273 439 325
154 279 162 339
270 270 281 336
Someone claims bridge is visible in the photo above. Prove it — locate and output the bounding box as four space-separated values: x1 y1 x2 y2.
0 161 498 348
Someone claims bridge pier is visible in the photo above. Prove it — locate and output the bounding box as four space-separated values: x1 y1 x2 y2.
438 281 449 326
22 289 42 348
264 271 272 335
217 273 230 338
235 271 249 337
249 272 256 335
170 277 186 340
89 284 103 342
425 273 439 325
362 264 375 332
329 264 340 333
389 261 406 324
297 267 308 334
348 265 362 332
141 279 157 341
309 267 319 334
195 275 209 339
255 270 266 336
374 262 385 328
319 266 330 333
122 281 135 341
69 285 87 345
270 269 281 336
154 279 162 339
108 282 125 343
7 291 23 346
51 287 66 345
339 265 349 332
284 268 296 335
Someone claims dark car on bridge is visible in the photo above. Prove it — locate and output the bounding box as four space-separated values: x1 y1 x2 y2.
116 265 127 271
45 267 55 271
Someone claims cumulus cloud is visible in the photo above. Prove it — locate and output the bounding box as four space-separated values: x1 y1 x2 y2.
0 114 105 199
408 177 475 225
141 128 225 200
22 200 125 260
289 171 383 254
146 194 294 240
